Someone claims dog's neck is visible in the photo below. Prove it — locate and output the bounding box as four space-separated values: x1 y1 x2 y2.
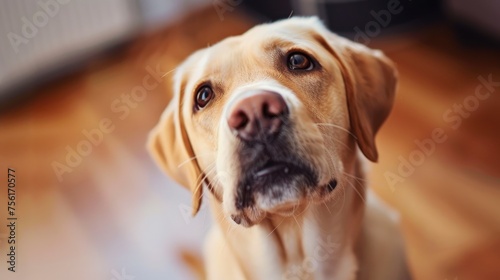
209 156 366 280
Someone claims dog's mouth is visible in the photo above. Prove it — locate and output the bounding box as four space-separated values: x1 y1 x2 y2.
255 161 291 177
255 160 315 182
235 158 318 210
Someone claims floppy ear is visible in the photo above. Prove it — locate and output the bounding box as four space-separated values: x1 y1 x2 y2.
314 20 398 162
338 43 397 162
147 89 204 215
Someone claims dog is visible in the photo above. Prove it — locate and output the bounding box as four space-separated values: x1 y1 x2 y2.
148 17 409 280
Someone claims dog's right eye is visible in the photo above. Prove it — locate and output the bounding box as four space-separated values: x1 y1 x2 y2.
288 52 313 71
195 86 214 110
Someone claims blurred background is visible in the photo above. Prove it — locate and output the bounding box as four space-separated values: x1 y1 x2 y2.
0 0 499 279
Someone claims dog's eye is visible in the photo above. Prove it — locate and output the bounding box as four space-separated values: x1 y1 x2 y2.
195 86 214 109
288 53 313 70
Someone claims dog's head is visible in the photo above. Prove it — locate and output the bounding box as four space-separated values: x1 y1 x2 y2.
149 17 397 227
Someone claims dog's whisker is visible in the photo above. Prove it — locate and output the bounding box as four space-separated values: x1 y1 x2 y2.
207 177 222 198
197 161 216 181
323 201 332 215
324 145 348 216
199 167 217 189
266 218 285 238
160 67 179 79
292 214 302 231
296 200 311 217
343 172 369 184
322 146 365 207
341 170 367 187
192 162 217 197
343 174 366 204
343 172 367 202
329 136 353 151
177 152 212 168
322 148 362 206
314 123 357 139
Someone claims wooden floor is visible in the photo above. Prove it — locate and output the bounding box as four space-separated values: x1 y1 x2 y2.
0 7 499 280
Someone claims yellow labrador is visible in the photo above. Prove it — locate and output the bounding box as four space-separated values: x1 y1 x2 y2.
149 17 409 280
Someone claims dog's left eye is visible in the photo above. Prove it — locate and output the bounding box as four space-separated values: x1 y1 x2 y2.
195 86 214 109
288 53 313 70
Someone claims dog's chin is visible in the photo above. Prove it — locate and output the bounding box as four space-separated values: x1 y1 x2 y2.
229 182 335 228
253 177 339 215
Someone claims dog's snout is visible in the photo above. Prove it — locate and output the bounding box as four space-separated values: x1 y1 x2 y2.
227 91 288 142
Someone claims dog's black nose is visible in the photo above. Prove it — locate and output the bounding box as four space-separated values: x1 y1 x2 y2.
227 91 288 142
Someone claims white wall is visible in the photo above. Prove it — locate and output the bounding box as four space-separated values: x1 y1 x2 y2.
140 0 210 28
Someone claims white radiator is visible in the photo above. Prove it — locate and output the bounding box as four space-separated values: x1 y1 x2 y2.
0 0 141 95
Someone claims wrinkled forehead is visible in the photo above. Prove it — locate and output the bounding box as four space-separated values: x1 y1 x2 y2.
174 18 325 97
